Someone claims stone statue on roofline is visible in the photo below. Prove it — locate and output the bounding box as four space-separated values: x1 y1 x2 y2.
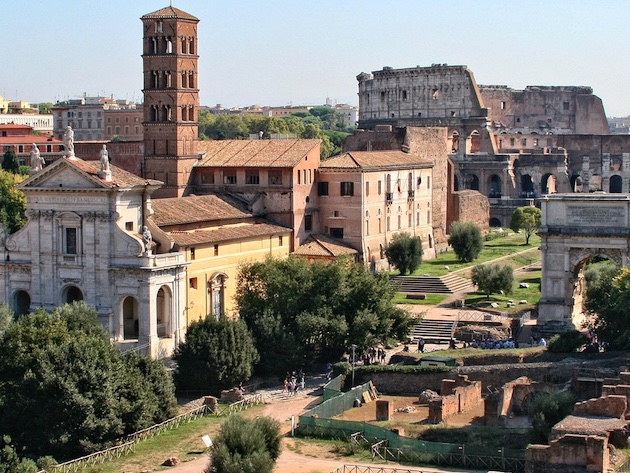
98 144 112 181
64 125 75 158
142 225 153 254
29 143 45 173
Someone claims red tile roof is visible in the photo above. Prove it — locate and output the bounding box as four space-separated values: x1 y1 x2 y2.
151 194 252 226
320 151 433 171
197 139 320 168
67 158 159 188
0 137 62 145
169 222 290 247
293 233 358 257
141 6 198 21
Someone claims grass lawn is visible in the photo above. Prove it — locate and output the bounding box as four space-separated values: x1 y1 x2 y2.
463 269 541 313
403 345 544 360
401 232 541 278
99 405 266 473
392 293 449 305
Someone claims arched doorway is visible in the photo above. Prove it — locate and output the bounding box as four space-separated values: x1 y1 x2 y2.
122 296 139 339
521 174 534 197
156 286 172 338
13 290 30 317
541 173 557 194
489 218 502 228
570 175 583 193
488 174 501 197
450 131 460 153
609 175 622 193
63 285 84 303
469 174 480 191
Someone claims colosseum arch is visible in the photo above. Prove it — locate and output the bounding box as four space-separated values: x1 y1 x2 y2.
538 194 630 329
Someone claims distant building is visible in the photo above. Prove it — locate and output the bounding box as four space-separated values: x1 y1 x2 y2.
0 123 64 165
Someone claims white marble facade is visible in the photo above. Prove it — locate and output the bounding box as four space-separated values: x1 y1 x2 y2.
0 157 187 358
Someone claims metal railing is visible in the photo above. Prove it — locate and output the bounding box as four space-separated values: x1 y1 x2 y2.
40 394 266 473
329 465 427 473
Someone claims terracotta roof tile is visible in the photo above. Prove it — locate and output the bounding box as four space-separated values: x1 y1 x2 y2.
320 151 433 171
151 194 252 226
0 137 62 145
169 222 290 246
67 158 160 188
197 139 320 168
293 233 358 257
141 6 198 21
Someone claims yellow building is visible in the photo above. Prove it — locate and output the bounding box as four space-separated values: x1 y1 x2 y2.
150 194 291 325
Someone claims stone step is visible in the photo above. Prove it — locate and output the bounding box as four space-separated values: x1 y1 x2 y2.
410 319 457 342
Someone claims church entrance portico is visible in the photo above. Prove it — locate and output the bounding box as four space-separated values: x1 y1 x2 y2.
538 194 630 329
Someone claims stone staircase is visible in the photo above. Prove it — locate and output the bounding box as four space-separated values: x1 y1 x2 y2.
391 274 474 294
410 319 457 343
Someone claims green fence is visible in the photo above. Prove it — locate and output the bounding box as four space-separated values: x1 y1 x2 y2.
297 386 525 473
304 380 375 419
323 374 344 401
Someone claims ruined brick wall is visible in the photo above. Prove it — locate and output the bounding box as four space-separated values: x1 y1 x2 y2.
526 435 608 473
451 190 490 232
429 375 482 423
573 395 626 419
404 127 450 247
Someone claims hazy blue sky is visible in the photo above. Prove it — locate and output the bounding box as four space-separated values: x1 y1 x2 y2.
4 0 630 116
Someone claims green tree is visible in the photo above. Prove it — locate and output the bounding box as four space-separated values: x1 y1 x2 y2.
1 148 20 174
0 169 27 234
174 315 259 393
0 303 12 336
448 222 483 263
584 265 630 350
37 102 53 114
207 414 281 473
0 302 177 458
546 331 589 353
385 232 423 275
528 391 575 443
471 264 513 298
0 436 38 473
510 206 542 245
236 257 411 375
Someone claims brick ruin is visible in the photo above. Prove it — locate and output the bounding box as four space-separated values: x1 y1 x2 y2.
427 374 482 423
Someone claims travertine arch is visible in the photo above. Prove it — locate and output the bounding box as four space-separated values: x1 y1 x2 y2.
538 194 630 329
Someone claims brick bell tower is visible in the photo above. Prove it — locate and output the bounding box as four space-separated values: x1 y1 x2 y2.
141 6 200 198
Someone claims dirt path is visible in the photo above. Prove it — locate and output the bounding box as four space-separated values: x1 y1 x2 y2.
165 387 481 473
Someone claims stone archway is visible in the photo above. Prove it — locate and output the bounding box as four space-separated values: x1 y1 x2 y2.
538 194 630 329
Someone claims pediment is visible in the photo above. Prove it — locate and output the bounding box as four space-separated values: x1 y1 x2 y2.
19 160 107 191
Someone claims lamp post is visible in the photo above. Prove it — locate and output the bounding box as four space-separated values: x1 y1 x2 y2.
351 344 357 388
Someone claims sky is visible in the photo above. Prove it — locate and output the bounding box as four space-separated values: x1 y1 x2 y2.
3 0 630 116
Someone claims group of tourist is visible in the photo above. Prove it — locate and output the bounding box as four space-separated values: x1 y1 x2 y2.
282 370 305 396
469 337 518 349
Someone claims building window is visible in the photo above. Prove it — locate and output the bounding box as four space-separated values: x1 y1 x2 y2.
125 222 133 231
245 170 260 185
380 92 385 102
297 170 301 185
432 89 439 100
65 227 78 254
427 176 431 189
387 216 391 231
378 180 382 194
278 235 283 246
563 101 570 111
214 244 219 256
500 101 506 110
190 247 195 260
318 181 329 196
522 138 527 147
308 169 312 184
223 170 237 184
340 182 354 196
268 170 282 185
333 210 340 218
210 274 226 320
189 277 198 289
330 227 344 238
402 90 407 101
305 214 312 231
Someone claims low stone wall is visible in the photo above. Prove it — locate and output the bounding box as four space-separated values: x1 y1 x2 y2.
361 357 629 395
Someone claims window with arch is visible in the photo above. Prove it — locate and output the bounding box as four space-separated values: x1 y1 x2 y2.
210 273 228 320
122 296 139 340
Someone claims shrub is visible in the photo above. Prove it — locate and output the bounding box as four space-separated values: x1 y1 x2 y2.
528 391 575 443
546 331 588 353
332 361 352 378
